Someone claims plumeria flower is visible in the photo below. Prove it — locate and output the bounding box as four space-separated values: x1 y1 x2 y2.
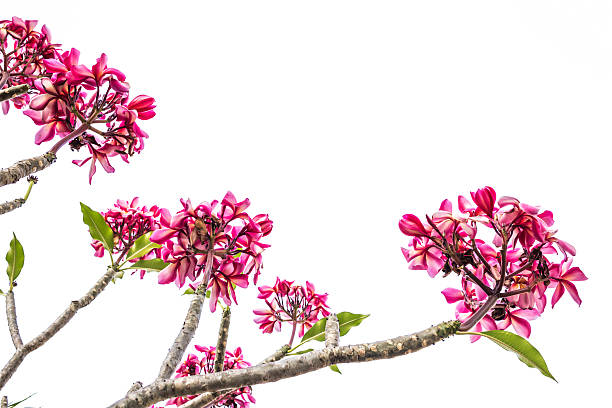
254 278 331 345
1 17 59 114
151 192 272 312
20 48 156 183
549 259 588 308
91 198 163 276
164 345 255 407
399 187 586 338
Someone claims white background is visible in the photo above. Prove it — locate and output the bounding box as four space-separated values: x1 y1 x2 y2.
1 1 610 407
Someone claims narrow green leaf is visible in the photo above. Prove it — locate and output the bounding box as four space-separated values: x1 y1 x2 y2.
299 311 370 345
183 288 195 295
80 203 114 250
126 232 161 261
127 258 169 272
329 364 342 374
460 330 556 381
337 312 369 336
8 393 35 408
6 233 24 283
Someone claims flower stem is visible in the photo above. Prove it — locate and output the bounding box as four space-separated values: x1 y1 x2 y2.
459 294 499 331
48 123 90 154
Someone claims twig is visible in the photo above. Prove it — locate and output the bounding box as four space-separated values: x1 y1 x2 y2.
156 250 214 381
0 84 28 102
0 395 6 408
213 308 231 373
0 153 56 188
0 199 25 216
5 292 23 349
0 266 117 390
0 176 39 216
324 313 340 348
108 321 460 408
181 345 292 408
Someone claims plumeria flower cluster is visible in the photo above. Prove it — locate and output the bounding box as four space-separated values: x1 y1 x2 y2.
150 191 273 312
24 48 155 182
91 197 163 276
399 186 586 340
164 345 255 407
0 16 59 113
254 278 331 345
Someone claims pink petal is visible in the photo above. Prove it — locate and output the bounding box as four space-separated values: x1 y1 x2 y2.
562 281 582 306
510 315 532 338
441 288 463 304
550 283 565 309
562 267 587 282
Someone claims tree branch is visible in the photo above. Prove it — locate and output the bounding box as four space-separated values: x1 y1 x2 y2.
156 250 214 381
324 313 340 348
156 291 206 380
0 198 25 216
108 320 460 408
5 292 23 349
181 345 291 408
0 266 117 390
0 84 28 102
0 153 56 188
213 308 231 373
0 395 6 408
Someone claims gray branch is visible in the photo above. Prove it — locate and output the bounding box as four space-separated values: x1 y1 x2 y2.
126 382 143 396
181 345 291 408
108 321 460 408
156 291 206 380
0 153 56 188
5 292 23 349
0 395 6 408
0 198 25 216
0 84 28 102
0 266 117 390
213 308 231 373
324 314 339 348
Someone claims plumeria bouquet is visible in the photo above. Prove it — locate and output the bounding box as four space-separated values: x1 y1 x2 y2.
0 14 588 408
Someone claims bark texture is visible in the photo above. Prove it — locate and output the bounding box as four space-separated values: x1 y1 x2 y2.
0 266 117 389
213 308 232 373
324 314 340 348
108 321 460 408
181 345 291 408
5 292 23 349
0 198 25 216
0 153 56 188
0 84 28 102
156 292 206 380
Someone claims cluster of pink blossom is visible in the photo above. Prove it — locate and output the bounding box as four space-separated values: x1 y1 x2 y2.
150 191 273 312
163 345 254 407
399 186 587 340
91 197 163 276
253 278 330 344
2 16 155 183
0 17 59 113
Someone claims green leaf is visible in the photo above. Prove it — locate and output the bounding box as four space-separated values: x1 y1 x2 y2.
8 393 35 408
461 330 556 381
126 232 161 261
337 312 369 336
127 258 169 272
6 233 24 284
183 288 195 295
329 364 342 374
286 348 314 356
80 203 114 250
298 311 370 345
